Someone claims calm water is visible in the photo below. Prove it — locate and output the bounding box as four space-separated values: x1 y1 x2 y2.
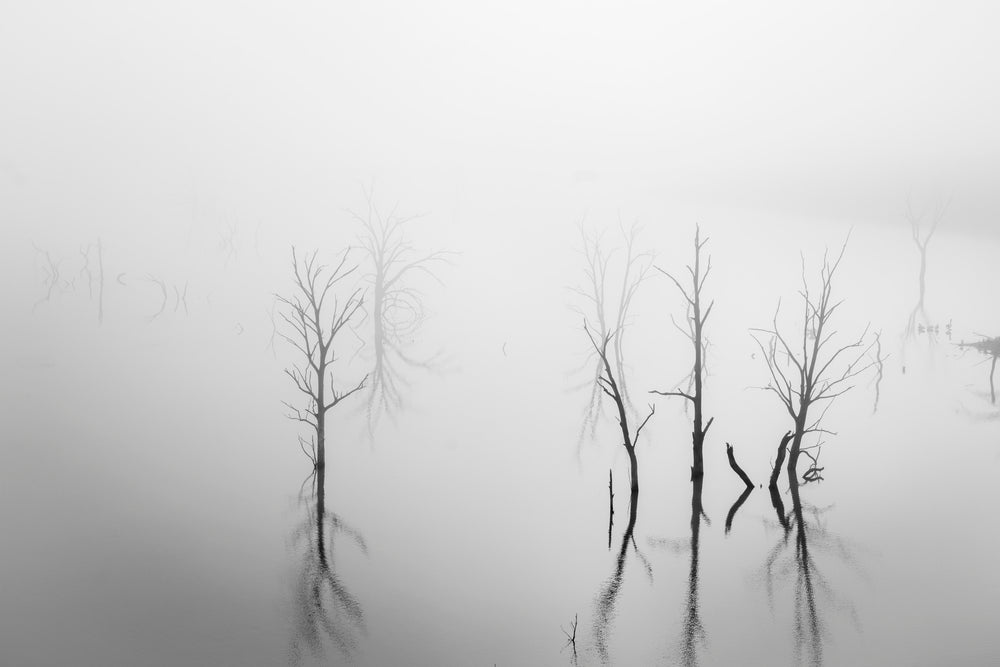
3 214 1000 667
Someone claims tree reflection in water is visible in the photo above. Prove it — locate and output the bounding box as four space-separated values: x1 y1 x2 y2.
679 476 708 667
288 467 367 665
761 470 862 667
593 489 640 665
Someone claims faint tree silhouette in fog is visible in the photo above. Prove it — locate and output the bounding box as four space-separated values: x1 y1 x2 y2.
144 275 169 322
651 226 714 480
30 243 66 311
78 239 105 324
351 188 452 435
289 466 367 664
584 321 655 496
751 241 884 483
277 247 368 469
904 197 949 338
571 223 653 446
958 335 1000 405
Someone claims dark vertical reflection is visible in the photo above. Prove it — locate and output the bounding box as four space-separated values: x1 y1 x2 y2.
288 467 367 665
680 476 707 667
762 469 863 667
724 485 753 535
594 489 639 665
787 470 822 667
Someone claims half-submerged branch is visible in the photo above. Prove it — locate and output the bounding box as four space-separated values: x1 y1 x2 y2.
726 442 753 490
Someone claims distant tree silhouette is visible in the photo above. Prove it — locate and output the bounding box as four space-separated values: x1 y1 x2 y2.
959 335 1000 405
277 247 368 469
571 223 653 445
652 226 714 480
751 241 883 483
904 196 948 338
351 188 451 435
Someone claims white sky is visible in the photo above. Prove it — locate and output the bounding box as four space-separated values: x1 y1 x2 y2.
2 1 999 235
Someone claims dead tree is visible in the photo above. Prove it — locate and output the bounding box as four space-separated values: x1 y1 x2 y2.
584 321 655 495
277 247 368 469
78 239 105 324
31 243 65 311
351 188 451 434
904 197 948 338
652 226 714 479
571 223 653 447
958 335 1000 405
751 241 884 483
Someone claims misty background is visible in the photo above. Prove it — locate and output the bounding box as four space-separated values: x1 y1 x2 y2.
2 2 1000 666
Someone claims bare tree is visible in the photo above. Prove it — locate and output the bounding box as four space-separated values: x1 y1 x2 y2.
31 243 65 311
958 335 1000 405
277 247 368 469
751 241 884 483
584 322 655 496
904 197 949 338
78 239 105 324
570 223 653 446
652 226 714 480
351 188 452 435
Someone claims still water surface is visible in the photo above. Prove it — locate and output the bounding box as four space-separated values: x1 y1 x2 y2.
2 216 999 666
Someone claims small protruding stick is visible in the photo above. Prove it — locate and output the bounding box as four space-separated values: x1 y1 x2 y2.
562 612 579 654
607 469 614 550
726 442 754 489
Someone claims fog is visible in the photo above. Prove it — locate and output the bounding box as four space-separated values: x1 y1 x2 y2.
3 3 1000 666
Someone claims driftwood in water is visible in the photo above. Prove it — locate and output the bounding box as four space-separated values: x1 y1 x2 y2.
726 442 753 489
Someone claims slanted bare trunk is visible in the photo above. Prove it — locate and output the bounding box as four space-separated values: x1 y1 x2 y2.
769 431 794 489
584 322 654 495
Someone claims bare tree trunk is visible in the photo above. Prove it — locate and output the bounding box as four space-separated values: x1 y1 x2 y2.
691 290 706 480
786 414 808 482
316 410 326 469
654 227 713 481
627 445 639 496
769 432 793 489
991 355 997 405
